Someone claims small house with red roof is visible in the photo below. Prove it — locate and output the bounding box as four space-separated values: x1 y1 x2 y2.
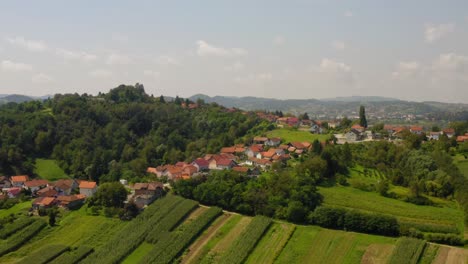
442 128 455 138
24 179 49 193
53 179 78 195
79 181 97 197
192 158 209 171
57 194 86 209
10 175 29 187
410 126 424 135
32 196 57 210
7 187 22 198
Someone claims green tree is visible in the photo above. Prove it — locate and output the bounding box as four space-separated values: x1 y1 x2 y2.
359 105 367 128
92 182 128 208
159 95 165 103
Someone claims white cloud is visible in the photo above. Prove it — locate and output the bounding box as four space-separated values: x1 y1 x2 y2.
6 36 47 52
106 53 132 65
157 55 179 66
224 62 244 71
1 60 33 72
331 41 345 51
344 11 353 17
318 58 351 73
56 49 97 62
392 61 421 78
196 40 247 57
432 53 468 72
32 73 54 83
273 36 286 46
89 69 112 78
424 23 455 43
143 70 160 79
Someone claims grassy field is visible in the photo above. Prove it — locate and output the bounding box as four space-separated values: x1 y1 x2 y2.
0 206 126 263
266 128 329 143
319 186 464 232
275 226 396 264
0 201 31 218
455 154 468 178
34 159 69 181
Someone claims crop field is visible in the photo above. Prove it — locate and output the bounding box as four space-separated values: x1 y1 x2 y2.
275 225 396 264
34 159 70 181
1 194 468 264
0 201 31 218
318 185 464 234
0 207 126 263
245 222 295 264
266 128 329 143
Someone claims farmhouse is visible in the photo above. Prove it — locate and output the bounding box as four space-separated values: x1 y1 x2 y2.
37 186 58 197
410 126 424 135
10 175 29 187
192 158 209 171
0 176 11 189
24 179 49 193
79 181 98 197
32 196 56 210
53 179 78 195
428 132 441 140
442 128 455 138
57 194 86 209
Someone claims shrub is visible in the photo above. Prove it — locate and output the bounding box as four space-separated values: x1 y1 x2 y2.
424 233 464 246
311 206 399 236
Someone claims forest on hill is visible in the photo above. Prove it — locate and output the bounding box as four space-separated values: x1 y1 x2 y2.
0 84 270 181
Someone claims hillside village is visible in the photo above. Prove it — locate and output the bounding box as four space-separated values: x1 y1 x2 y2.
2 109 467 215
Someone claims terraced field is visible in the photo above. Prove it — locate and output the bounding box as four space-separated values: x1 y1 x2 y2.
319 185 464 235
1 195 467 264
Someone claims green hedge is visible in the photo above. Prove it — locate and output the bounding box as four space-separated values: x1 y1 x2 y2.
218 216 272 264
311 206 399 236
0 219 47 257
0 217 35 239
17 244 69 264
140 207 222 264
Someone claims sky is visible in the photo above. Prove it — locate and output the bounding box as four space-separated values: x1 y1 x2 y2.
0 1 467 103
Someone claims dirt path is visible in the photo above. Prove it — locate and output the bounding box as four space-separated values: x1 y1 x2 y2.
432 244 468 264
361 244 395 264
181 213 232 264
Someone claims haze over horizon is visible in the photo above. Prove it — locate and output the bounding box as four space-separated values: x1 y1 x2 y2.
1 1 468 103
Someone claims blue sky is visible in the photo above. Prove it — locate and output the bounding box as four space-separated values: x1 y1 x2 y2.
0 1 467 102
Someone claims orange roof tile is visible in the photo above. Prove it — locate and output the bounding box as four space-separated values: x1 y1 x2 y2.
79 181 97 189
11 175 29 182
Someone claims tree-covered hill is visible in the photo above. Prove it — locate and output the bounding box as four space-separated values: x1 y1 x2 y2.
0 84 269 181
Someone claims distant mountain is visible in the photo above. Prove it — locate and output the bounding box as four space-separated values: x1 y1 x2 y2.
190 94 468 121
321 96 401 102
0 94 52 105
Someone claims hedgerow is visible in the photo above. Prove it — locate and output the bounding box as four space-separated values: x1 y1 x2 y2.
388 237 426 264
140 207 222 264
311 206 399 236
145 199 199 243
17 244 69 264
49 246 94 264
81 195 184 264
0 217 35 239
399 221 459 235
0 219 46 257
424 233 464 246
218 216 272 264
